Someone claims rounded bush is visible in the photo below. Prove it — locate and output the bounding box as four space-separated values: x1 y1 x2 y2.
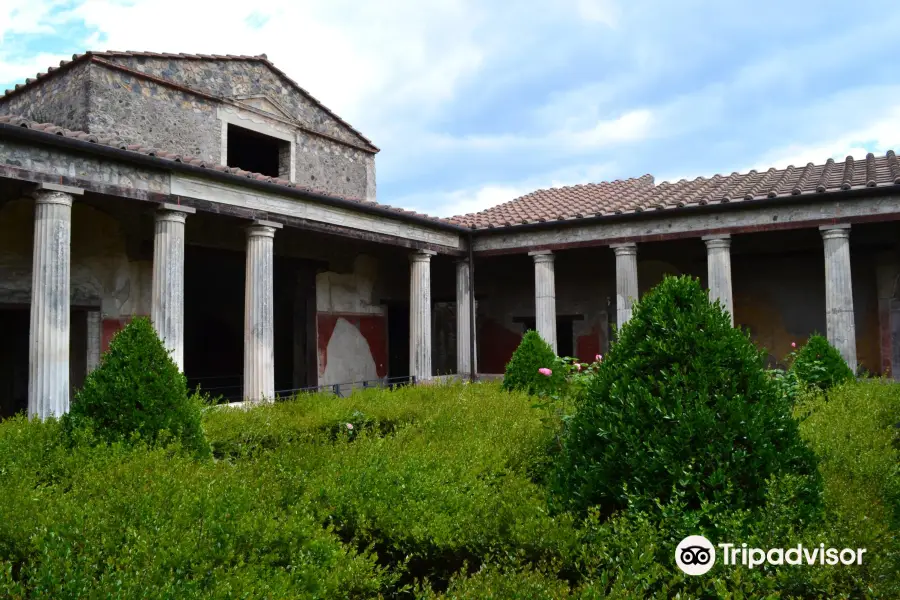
502 330 565 396
790 334 854 391
553 275 820 516
64 317 209 458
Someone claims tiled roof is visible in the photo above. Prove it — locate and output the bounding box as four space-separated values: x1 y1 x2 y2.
0 115 448 224
449 153 900 229
1 50 379 152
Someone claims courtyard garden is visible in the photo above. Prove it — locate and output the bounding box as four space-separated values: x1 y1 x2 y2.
0 276 898 598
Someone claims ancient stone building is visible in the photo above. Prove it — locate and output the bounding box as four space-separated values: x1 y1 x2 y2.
1 50 899 419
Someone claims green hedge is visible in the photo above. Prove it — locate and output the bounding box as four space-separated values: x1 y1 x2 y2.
1 377 898 597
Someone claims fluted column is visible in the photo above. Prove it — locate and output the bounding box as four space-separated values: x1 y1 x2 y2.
151 203 195 371
703 234 734 325
612 243 639 328
529 250 557 353
244 220 282 401
820 225 857 373
28 184 81 419
410 250 435 382
456 259 474 379
86 310 101 374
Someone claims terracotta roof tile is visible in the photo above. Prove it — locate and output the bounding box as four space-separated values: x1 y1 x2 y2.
448 153 900 229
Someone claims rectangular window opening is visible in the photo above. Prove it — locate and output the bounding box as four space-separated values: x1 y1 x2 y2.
226 123 290 179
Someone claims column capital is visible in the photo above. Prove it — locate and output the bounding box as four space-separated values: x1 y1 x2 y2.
31 188 75 207
702 234 731 250
157 202 196 215
611 242 637 257
529 250 554 263
247 219 282 238
820 224 851 240
156 205 193 225
410 249 436 263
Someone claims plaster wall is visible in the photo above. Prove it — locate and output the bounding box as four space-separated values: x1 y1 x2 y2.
0 197 151 321
474 241 882 376
316 254 388 393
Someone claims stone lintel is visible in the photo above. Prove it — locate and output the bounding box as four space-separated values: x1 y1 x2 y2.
34 182 85 196
158 202 196 214
251 219 284 229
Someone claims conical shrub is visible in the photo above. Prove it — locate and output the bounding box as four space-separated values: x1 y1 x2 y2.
65 317 209 457
502 330 565 396
790 334 855 391
553 276 819 516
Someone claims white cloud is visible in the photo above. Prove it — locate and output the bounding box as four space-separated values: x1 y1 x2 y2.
746 104 900 171
574 0 619 27
417 108 654 156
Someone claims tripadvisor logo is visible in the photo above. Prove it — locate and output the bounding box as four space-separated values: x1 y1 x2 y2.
675 536 867 575
676 535 716 575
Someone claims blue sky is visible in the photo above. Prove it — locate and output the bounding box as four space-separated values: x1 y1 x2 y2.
2 0 899 217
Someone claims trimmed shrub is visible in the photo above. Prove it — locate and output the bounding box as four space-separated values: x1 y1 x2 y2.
503 330 565 396
0 417 390 599
790 334 855 391
553 275 820 517
64 316 209 458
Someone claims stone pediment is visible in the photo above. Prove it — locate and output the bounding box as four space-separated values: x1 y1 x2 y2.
233 95 296 123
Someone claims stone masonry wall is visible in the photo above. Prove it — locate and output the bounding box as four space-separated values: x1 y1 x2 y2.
0 61 91 131
94 59 374 200
296 130 369 199
1 58 376 201
100 56 369 149
0 139 170 194
89 66 222 163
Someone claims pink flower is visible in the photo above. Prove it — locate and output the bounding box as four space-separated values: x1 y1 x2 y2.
346 423 354 430
575 363 582 371
538 367 552 376
791 342 797 348
595 354 603 362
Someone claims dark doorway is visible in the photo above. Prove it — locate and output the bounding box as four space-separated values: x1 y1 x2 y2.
226 124 287 178
183 245 318 401
273 261 318 396
0 307 29 418
184 246 246 400
386 303 410 380
515 315 580 358
0 306 91 419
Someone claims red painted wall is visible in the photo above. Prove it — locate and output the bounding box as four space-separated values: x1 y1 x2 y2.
576 326 602 364
317 313 388 378
478 318 523 374
101 317 137 353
